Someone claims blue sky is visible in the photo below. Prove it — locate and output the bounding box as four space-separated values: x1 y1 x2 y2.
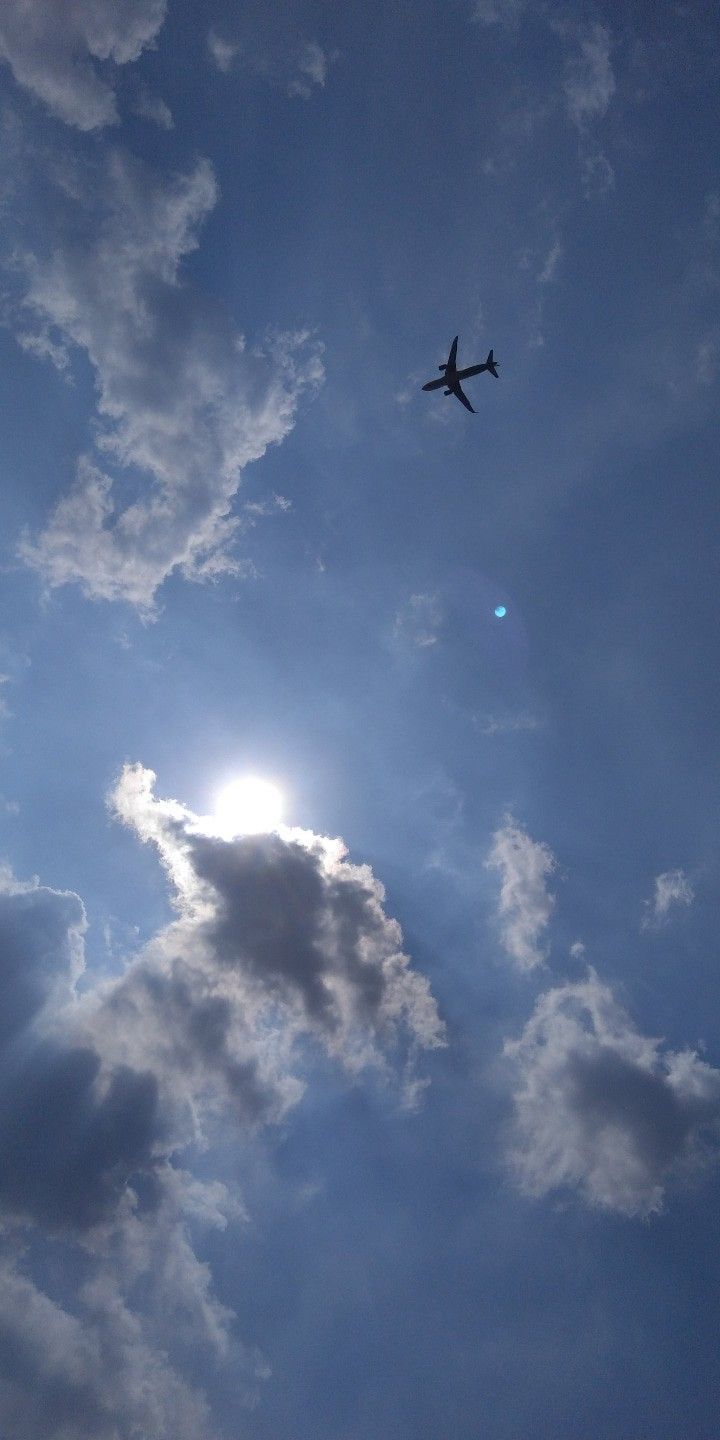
1 1 719 1435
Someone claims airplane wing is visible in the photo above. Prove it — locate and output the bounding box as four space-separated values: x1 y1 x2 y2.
453 383 475 413
447 336 458 369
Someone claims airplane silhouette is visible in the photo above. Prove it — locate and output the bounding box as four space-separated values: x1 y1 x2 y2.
422 336 499 413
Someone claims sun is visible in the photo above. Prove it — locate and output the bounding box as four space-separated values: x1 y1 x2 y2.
213 776 284 839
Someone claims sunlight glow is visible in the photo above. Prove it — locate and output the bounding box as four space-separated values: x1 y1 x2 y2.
494 605 507 618
213 776 284 838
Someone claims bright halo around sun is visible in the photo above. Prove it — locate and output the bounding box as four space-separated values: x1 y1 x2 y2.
213 776 284 839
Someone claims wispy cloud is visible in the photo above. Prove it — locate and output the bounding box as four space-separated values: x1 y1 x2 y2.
0 674 12 720
0 0 167 131
14 149 323 611
475 8 617 196
486 818 557 970
505 970 720 1216
479 711 541 736
696 330 719 385
206 28 334 99
563 23 616 128
288 41 331 98
132 86 174 131
563 22 616 195
206 30 239 74
642 868 695 930
393 592 442 650
538 239 563 285
473 0 527 27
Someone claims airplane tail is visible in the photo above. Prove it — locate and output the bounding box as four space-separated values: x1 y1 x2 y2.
486 349 499 378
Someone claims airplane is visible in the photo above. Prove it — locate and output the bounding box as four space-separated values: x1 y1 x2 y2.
422 336 499 413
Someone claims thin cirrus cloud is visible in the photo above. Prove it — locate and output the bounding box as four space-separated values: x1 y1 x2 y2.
562 22 616 129
393 592 442 650
486 817 558 971
473 0 616 131
562 21 616 193
473 0 527 26
0 770 443 1435
207 29 239 74
0 0 167 132
504 970 720 1216
131 85 174 130
13 147 323 611
287 41 331 99
207 27 333 100
642 868 695 930
472 4 616 194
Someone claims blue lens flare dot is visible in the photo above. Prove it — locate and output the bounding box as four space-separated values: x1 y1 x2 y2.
494 605 507 618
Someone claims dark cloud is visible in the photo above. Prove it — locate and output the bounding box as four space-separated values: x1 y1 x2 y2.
505 971 720 1215
0 1042 160 1232
0 871 85 1047
0 870 162 1234
193 831 389 1026
106 964 288 1125
0 769 443 1435
0 865 235 1437
108 763 446 1082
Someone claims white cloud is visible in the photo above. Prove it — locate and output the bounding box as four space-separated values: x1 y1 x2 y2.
471 9 616 194
486 818 557 970
696 330 719 384
580 148 615 196
569 940 586 960
287 41 330 98
393 592 442 650
207 24 334 98
132 87 174 130
563 23 616 195
564 23 615 128
0 674 12 720
538 239 563 284
473 0 527 26
479 712 541 736
0 0 167 131
642 868 695 930
505 971 720 1216
0 1257 219 1440
206 30 238 73
15 149 323 611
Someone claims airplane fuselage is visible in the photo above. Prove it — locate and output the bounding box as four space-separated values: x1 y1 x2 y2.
422 337 499 412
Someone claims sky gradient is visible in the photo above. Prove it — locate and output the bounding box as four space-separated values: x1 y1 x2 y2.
1 1 720 1436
